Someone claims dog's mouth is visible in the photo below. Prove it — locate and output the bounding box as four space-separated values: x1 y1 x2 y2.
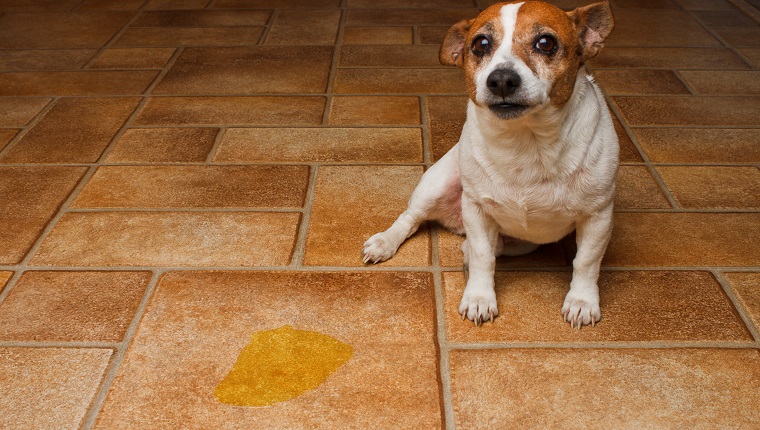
487 102 530 119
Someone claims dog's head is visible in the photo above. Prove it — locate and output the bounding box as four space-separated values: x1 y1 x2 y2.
440 1 614 120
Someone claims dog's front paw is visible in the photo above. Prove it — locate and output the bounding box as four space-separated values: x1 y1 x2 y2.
459 289 498 326
362 232 398 264
561 290 601 329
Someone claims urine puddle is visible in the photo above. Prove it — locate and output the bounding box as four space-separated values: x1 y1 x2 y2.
214 325 353 407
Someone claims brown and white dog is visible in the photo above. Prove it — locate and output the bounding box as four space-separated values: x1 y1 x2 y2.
363 1 617 328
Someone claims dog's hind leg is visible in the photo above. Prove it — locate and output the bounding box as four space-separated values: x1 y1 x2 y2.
363 146 462 264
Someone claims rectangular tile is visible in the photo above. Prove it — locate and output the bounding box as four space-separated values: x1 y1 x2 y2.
0 12 132 49
724 272 760 332
153 46 333 95
328 96 421 125
212 0 340 6
605 10 721 46
694 10 759 27
0 272 11 289
673 0 738 9
715 28 760 47
347 8 478 25
612 116 643 163
265 10 340 45
0 49 96 71
73 165 310 208
342 26 413 45
0 167 86 265
340 45 443 67
590 47 750 69
334 68 466 94
112 27 265 47
0 0 82 11
304 165 430 266
680 71 760 95
657 166 760 209
0 71 158 96
444 271 751 343
215 128 423 163
90 48 176 69
739 48 760 67
79 0 146 10
0 130 18 151
133 10 270 26
605 213 760 267
615 166 671 209
614 96 760 127
633 128 760 163
427 96 467 161
1 97 141 163
31 212 300 267
105 127 218 163
143 0 211 9
0 271 150 342
134 96 325 126
347 0 476 6
0 97 51 127
593 70 689 95
0 348 112 430
94 271 441 428
450 349 760 428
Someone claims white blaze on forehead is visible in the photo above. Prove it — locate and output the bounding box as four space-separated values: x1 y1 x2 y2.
474 2 524 103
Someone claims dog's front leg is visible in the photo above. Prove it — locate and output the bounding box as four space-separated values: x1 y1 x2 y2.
459 196 500 325
563 204 614 328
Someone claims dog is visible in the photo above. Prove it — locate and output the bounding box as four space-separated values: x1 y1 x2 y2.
362 0 618 329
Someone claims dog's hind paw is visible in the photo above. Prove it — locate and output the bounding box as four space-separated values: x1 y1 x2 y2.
561 292 601 329
362 232 398 264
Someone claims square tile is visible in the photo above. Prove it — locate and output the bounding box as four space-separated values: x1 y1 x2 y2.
443 270 751 343
105 128 218 163
265 10 340 45
605 213 760 267
615 166 671 209
89 48 176 69
133 10 271 26
680 71 760 95
94 271 441 428
0 71 158 96
342 26 413 45
0 271 150 342
113 27 265 47
134 96 326 126
724 272 760 332
1 97 141 163
633 128 760 163
0 49 96 71
304 165 431 267
592 70 689 95
605 10 721 47
340 45 443 67
657 166 760 209
0 167 86 265
437 229 570 268
333 68 466 94
154 46 333 95
329 96 421 125
614 96 760 126
0 12 132 49
0 97 51 127
0 348 112 430
450 349 760 428
590 47 750 69
73 165 310 209
31 212 300 267
427 96 468 161
215 128 423 163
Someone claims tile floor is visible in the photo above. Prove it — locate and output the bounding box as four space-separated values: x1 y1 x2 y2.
0 0 758 428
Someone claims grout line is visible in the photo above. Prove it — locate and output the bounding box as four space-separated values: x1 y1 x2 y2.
420 96 432 166
258 9 278 45
82 11 145 70
205 127 227 163
712 269 760 342
290 165 319 267
0 97 58 160
672 69 699 95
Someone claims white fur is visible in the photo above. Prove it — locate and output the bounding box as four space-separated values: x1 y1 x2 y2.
363 4 618 329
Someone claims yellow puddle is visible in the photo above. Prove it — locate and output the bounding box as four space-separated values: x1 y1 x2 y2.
214 325 353 407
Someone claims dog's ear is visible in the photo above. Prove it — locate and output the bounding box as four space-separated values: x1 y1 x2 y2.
568 1 614 61
439 19 473 67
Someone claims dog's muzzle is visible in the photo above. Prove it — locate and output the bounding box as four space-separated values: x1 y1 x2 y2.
485 68 530 119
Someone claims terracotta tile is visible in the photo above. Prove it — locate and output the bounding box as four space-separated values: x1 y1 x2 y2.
133 10 270 26
95 271 440 428
0 167 86 265
154 46 332 95
329 96 421 125
673 0 738 9
680 71 760 95
715 28 760 47
339 68 467 94
347 8 479 26
0 0 82 11
0 49 95 71
438 229 570 268
605 213 760 267
105 127 218 163
342 26 413 45
31 212 300 267
614 96 760 127
348 0 476 6
444 270 750 342
590 47 750 69
212 0 340 6
657 166 760 209
593 70 689 95
419 26 449 45
450 349 760 428
143 0 210 9
0 272 11 288
113 27 264 47
340 45 443 67
0 70 158 96
0 348 112 430
0 97 51 127
427 96 467 161
304 165 430 267
90 48 176 69
0 129 18 151
615 166 671 209
612 0 679 7
215 128 422 163
134 96 325 126
633 128 760 163
605 10 721 47
0 271 150 342
694 10 758 26
79 0 147 10
1 97 140 163
739 48 760 67
612 115 643 163
0 12 132 49
266 10 340 45
73 165 310 208
724 272 760 331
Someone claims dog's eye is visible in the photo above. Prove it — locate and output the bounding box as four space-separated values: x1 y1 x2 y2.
471 35 491 56
534 35 557 54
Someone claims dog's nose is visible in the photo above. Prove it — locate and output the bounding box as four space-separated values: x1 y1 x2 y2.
486 69 521 97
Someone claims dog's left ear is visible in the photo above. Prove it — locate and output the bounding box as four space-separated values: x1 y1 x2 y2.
568 1 614 61
439 19 473 67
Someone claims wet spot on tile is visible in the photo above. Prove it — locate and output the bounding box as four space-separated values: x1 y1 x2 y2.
657 166 760 209
105 127 218 163
214 325 352 407
633 128 760 163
